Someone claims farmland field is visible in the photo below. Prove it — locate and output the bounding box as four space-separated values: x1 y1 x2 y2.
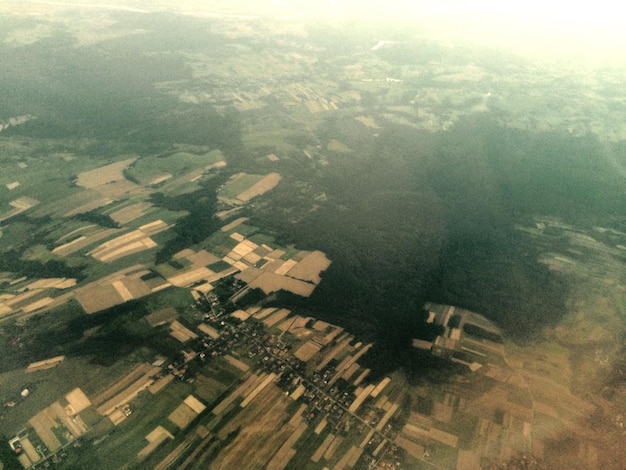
217 173 265 200
75 158 136 189
2 3 626 469
125 150 224 185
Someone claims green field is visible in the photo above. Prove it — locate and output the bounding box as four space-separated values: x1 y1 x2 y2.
218 174 265 200
125 150 224 185
71 380 194 468
225 223 259 238
202 231 239 257
0 356 144 437
243 129 300 156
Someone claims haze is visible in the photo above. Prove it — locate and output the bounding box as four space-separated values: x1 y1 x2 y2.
1 0 626 468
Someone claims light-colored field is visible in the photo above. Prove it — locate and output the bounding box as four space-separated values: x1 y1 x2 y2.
218 173 262 199
402 422 459 448
27 388 91 456
52 228 121 257
327 139 353 153
1 290 49 313
224 355 250 372
341 362 361 380
252 307 277 320
277 315 310 331
221 217 249 232
65 387 92 414
26 356 65 373
75 158 136 189
265 421 307 470
75 282 125 314
197 323 220 339
349 384 375 413
25 278 76 290
262 308 291 327
371 377 391 398
277 315 312 338
169 401 201 429
235 172 281 202
312 320 330 331
64 197 113 217
248 272 316 297
230 239 259 258
273 259 298 276
324 434 343 460
125 150 223 186
137 426 174 461
148 174 172 185
1 196 39 221
230 232 245 242
46 189 108 218
169 320 198 343
231 309 251 321
184 395 206 414
95 365 160 416
212 373 264 416
315 335 353 371
192 375 228 405
283 250 331 284
148 375 175 395
353 369 371 386
113 280 134 301
241 373 277 408
92 363 154 406
145 307 178 327
243 251 262 265
314 417 328 435
88 223 166 263
51 400 87 437
312 433 335 463
139 219 169 235
72 267 153 314
29 409 62 451
110 201 152 224
395 435 425 459
210 384 294 470
456 449 482 470
432 401 454 423
355 115 380 128
377 403 400 431
233 260 248 271
317 325 344 346
335 445 363 470
21 437 41 464
168 267 216 287
20 437 41 463
22 296 53 313
173 248 194 259
186 249 221 267
234 266 262 284
9 196 39 210
294 341 322 362
95 179 142 198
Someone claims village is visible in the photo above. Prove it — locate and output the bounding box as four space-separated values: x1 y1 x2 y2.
6 284 546 469
0 147 602 469
2 4 626 468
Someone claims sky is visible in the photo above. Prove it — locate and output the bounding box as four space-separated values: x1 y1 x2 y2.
255 0 626 61
7 0 626 62
341 0 626 55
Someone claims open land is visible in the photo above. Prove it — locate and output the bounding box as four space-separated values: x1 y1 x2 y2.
1 2 626 469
